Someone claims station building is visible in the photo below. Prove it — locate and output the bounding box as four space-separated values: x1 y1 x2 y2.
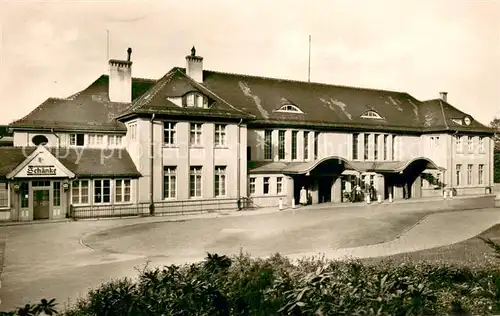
0 46 494 221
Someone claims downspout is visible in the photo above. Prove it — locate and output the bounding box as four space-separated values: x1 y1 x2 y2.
237 118 243 210
51 128 60 148
450 130 458 194
149 114 155 215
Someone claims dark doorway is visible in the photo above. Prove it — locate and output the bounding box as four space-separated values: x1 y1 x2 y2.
293 175 311 205
33 189 50 220
318 177 333 203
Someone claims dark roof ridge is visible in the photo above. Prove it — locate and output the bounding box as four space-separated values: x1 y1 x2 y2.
199 68 409 95
123 68 179 113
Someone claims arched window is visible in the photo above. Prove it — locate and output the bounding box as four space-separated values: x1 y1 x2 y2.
32 135 49 146
183 92 209 109
360 110 383 119
276 104 304 114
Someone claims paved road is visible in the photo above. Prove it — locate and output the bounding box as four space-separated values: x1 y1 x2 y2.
0 206 498 312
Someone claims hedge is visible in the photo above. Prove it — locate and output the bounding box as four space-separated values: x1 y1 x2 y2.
3 251 500 316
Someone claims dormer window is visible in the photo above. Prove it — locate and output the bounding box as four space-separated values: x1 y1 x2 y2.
276 104 304 113
183 92 209 109
360 110 383 119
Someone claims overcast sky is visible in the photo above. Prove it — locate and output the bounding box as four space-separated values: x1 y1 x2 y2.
0 0 499 125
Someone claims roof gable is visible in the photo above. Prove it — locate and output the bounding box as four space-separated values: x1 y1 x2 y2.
0 147 140 178
119 68 255 120
6 145 75 179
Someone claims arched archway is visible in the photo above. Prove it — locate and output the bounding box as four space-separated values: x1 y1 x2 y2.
284 156 363 204
390 157 444 199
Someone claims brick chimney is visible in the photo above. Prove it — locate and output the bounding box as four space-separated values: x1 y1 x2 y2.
108 48 133 103
185 46 203 83
439 92 448 102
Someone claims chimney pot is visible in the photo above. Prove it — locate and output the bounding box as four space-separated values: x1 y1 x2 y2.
108 48 133 103
439 92 448 102
186 46 203 83
127 47 132 62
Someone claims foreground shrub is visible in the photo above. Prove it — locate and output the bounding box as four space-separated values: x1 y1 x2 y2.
4 252 500 315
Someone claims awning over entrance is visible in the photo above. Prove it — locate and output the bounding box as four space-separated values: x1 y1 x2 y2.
248 156 445 175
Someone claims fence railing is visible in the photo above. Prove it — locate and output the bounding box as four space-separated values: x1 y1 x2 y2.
71 196 261 220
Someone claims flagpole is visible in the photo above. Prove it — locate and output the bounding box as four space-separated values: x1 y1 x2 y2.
308 35 311 82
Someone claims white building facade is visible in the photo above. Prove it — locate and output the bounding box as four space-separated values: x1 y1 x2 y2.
0 47 494 221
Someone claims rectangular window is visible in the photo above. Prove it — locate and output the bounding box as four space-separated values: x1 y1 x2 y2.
163 167 177 199
314 132 319 159
467 164 473 185
69 133 85 146
383 135 388 160
278 130 285 160
276 177 283 194
214 124 227 146
129 124 137 140
190 123 203 146
370 175 374 187
364 134 369 160
291 131 298 160
264 130 272 160
352 133 359 160
247 146 251 160
479 164 484 185
392 135 397 160
303 131 309 160
263 177 270 194
456 135 463 153
374 134 379 160
94 179 111 204
214 166 227 197
190 166 202 198
479 137 485 153
249 177 256 195
53 182 61 207
115 179 131 203
467 136 473 153
71 180 89 205
163 122 176 145
20 182 28 208
0 181 8 208
89 134 104 146
107 135 123 147
456 164 462 186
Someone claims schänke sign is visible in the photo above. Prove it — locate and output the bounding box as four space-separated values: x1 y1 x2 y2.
26 165 57 176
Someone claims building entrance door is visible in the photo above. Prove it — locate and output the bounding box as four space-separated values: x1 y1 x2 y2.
318 177 333 203
33 189 50 220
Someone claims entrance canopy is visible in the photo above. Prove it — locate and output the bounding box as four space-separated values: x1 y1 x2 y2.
246 156 445 175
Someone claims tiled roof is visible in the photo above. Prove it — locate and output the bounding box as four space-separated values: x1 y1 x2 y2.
0 147 141 178
10 75 157 132
119 68 255 120
197 69 493 134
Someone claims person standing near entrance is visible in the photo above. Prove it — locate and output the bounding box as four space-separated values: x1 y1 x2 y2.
299 186 307 206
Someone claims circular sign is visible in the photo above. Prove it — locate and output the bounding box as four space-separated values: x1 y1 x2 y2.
463 117 471 126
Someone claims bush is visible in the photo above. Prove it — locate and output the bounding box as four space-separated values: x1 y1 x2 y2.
5 251 500 315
